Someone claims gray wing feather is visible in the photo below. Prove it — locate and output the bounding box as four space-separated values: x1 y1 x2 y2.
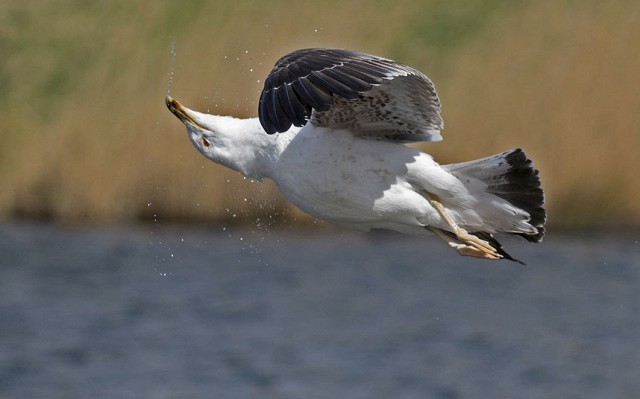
258 48 444 143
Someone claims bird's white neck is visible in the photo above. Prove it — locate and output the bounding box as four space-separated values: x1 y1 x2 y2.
191 115 290 181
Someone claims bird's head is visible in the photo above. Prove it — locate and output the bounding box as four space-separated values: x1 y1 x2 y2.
165 95 271 178
165 95 220 157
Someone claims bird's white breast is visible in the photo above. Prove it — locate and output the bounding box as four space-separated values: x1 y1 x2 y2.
268 126 439 227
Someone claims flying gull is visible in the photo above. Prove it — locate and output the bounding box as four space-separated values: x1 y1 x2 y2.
166 48 546 263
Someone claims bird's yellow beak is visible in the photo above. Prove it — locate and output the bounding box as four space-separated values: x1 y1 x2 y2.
165 95 204 128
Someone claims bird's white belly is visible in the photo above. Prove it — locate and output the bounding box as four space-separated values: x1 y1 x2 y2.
269 127 436 229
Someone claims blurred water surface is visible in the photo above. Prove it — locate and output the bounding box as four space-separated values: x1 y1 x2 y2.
0 222 638 399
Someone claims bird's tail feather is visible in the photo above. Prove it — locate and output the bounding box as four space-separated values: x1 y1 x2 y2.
444 149 546 242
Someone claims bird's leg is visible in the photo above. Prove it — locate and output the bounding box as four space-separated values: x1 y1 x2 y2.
431 228 502 260
426 195 502 260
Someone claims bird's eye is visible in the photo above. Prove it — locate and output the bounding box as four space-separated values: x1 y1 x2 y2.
201 137 211 148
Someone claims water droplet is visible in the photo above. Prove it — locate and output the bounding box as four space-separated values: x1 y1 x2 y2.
166 39 177 95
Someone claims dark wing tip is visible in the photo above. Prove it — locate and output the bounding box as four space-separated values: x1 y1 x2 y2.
258 48 399 134
258 90 277 134
472 232 527 265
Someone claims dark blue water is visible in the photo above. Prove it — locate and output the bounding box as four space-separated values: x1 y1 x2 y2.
0 222 638 398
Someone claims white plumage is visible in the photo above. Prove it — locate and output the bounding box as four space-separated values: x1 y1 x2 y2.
167 48 546 263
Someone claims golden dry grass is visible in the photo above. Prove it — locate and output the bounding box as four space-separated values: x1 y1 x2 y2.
1 0 638 229
433 1 640 228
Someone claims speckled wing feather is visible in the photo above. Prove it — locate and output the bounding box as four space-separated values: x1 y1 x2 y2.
258 48 444 143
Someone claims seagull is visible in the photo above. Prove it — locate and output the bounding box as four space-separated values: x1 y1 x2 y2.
166 48 546 263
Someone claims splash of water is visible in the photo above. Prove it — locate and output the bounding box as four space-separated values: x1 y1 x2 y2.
166 38 177 96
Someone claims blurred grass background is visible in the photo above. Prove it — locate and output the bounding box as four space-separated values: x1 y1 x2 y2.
1 0 639 230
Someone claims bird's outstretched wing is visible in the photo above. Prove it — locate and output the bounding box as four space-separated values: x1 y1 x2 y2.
258 48 444 143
